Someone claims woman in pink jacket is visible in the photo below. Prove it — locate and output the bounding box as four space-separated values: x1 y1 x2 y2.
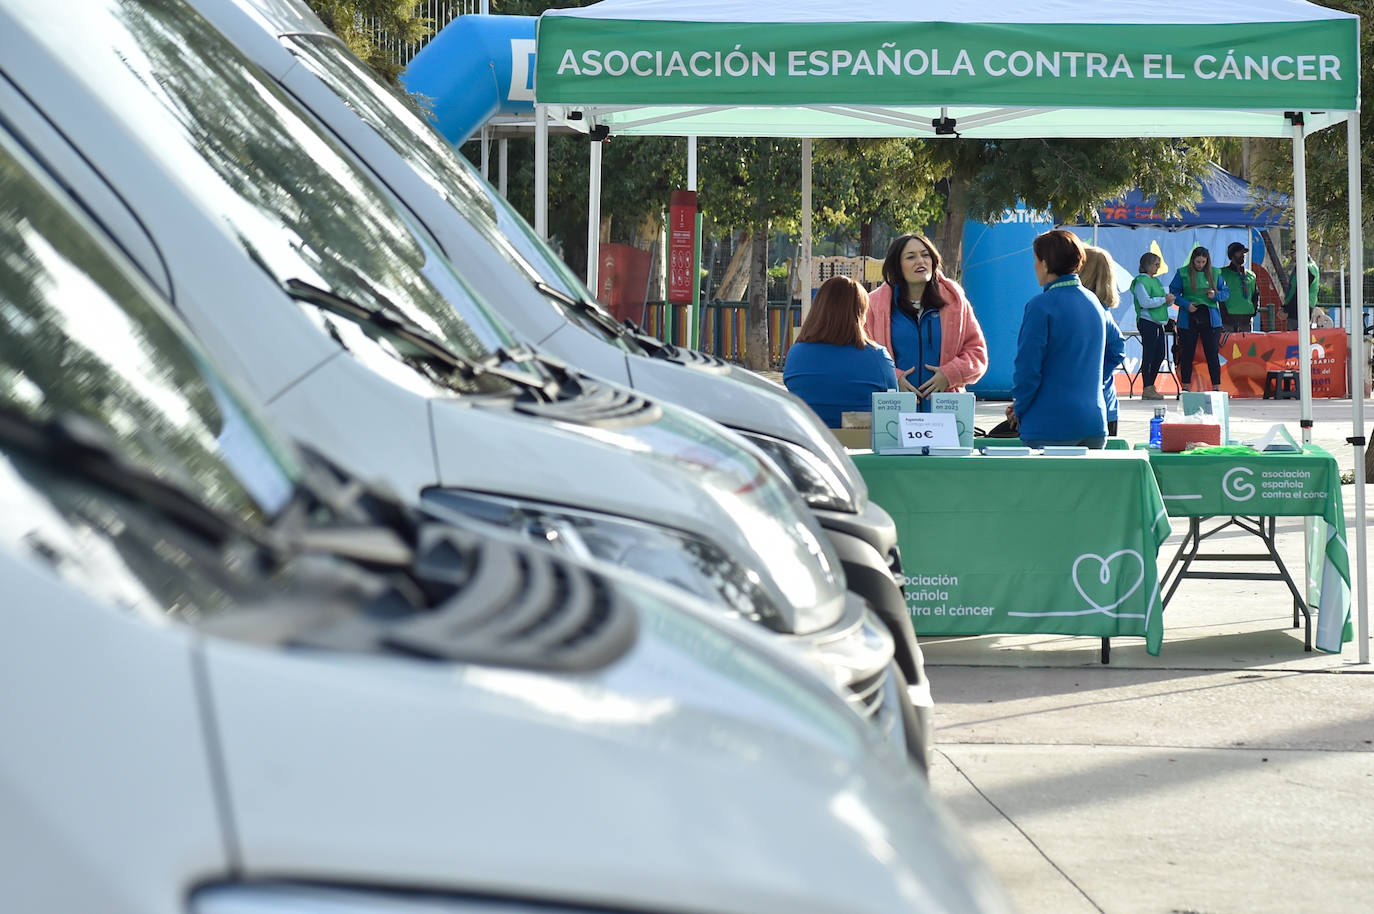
864 233 988 410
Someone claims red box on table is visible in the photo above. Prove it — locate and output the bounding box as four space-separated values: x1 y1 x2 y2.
1160 423 1221 453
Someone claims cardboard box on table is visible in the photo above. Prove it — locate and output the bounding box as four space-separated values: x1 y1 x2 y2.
870 392 919 451
930 392 975 448
1180 391 1231 443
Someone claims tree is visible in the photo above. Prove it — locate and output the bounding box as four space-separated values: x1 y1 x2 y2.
811 139 944 258
306 1 433 83
922 138 1220 279
696 138 803 369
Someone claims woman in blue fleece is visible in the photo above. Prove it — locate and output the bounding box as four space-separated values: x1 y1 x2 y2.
1008 230 1124 449
784 275 898 427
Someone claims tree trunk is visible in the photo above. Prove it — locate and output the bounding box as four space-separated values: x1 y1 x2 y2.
744 221 771 370
934 176 969 281
860 219 874 259
716 231 752 301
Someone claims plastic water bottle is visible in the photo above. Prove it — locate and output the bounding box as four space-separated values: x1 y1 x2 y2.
1149 407 1165 449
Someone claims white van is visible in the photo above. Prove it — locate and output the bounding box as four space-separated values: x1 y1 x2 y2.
167 0 932 748
0 131 1012 914
0 0 925 762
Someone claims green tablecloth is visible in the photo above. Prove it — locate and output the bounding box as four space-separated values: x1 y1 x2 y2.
854 450 1172 654
1141 445 1352 653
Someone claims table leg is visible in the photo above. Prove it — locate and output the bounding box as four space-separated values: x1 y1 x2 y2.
1162 515 1313 651
1161 518 1202 607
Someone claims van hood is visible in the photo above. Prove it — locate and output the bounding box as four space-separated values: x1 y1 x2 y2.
200 590 1009 914
427 392 847 635
627 353 870 505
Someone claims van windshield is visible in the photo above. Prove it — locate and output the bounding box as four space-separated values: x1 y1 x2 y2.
284 33 638 353
55 0 524 394
0 134 304 540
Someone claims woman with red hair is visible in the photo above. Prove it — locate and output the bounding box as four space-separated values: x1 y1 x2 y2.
783 276 897 427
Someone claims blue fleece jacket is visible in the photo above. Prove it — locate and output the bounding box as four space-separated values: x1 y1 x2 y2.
784 341 898 428
1011 275 1117 443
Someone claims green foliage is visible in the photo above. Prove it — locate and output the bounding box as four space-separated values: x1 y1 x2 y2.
1244 0 1372 248
306 1 432 83
932 138 1218 225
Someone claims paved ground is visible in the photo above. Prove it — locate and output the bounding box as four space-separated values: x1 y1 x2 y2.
923 394 1374 914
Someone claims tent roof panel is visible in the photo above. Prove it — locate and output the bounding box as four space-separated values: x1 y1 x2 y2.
536 6 1360 114
571 105 1348 139
543 0 1355 27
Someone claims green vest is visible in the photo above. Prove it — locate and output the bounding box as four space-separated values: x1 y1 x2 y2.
1129 273 1170 322
1177 267 1220 309
1219 266 1257 315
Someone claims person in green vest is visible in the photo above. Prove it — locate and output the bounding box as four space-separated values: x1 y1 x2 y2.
1129 251 1175 400
1168 246 1229 391
1283 252 1320 330
1218 241 1258 333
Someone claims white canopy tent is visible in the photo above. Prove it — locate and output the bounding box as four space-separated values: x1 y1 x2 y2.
532 0 1367 659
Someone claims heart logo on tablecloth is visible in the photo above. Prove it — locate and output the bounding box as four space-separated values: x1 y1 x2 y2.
1072 550 1145 614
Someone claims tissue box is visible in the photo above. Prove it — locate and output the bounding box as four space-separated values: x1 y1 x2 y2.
871 391 919 451
930 392 975 448
1160 422 1221 453
1181 391 1229 444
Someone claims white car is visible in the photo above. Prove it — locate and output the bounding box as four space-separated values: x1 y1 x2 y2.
0 132 1012 914
0 0 923 763
190 0 929 733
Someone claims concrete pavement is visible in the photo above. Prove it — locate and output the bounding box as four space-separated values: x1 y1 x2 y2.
923 394 1374 913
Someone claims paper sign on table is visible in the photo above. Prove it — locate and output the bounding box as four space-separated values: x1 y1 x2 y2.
881 412 959 453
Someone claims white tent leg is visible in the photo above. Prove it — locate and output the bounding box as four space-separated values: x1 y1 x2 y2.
1293 120 1315 610
1294 121 1313 437
480 125 490 180
688 135 697 343
1346 111 1368 663
587 136 602 296
801 138 813 323
535 105 548 240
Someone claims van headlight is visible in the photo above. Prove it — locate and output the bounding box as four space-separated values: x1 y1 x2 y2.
737 432 857 513
421 489 793 633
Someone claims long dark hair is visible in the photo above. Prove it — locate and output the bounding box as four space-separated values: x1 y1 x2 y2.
881 233 950 316
796 276 871 348
1187 246 1217 292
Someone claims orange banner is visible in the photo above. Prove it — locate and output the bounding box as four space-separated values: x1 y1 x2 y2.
1183 329 1349 398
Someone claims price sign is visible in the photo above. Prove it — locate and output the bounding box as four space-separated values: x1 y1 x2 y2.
897 412 959 449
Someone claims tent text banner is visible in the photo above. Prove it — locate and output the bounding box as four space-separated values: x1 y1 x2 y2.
537 20 1358 110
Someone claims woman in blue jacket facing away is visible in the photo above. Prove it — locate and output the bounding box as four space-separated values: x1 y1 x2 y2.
1169 246 1229 391
784 275 898 427
1008 230 1123 449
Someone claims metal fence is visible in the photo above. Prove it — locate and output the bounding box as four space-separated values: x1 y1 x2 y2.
366 1 485 65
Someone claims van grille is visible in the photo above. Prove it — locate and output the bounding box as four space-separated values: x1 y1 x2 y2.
289 526 638 672
846 665 891 720
509 379 662 428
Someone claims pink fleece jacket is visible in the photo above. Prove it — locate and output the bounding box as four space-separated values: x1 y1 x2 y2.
864 276 989 390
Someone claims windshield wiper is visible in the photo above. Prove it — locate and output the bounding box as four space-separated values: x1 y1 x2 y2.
0 406 266 551
286 278 477 377
288 279 558 402
531 280 645 348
